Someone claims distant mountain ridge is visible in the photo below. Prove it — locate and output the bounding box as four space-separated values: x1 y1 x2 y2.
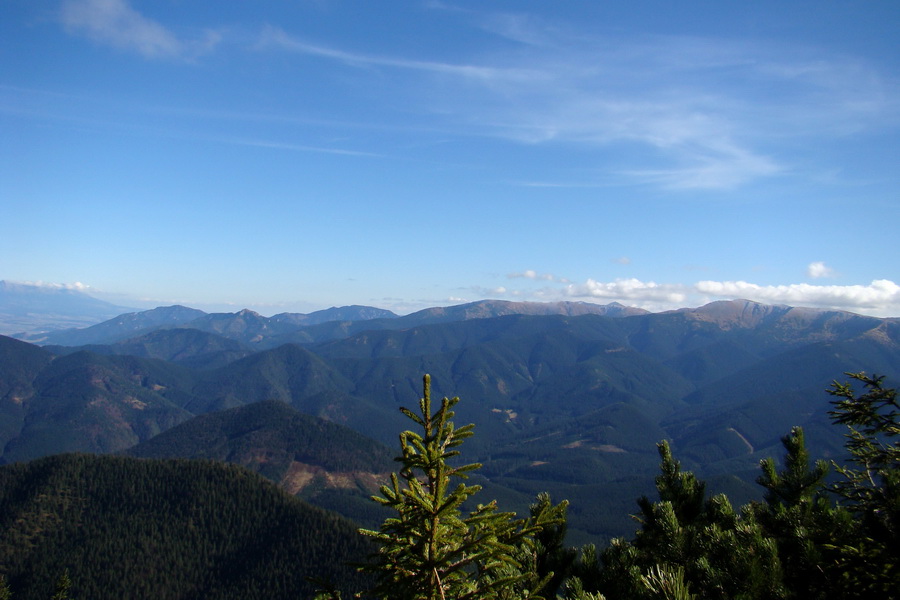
0 280 136 336
24 304 400 347
26 299 646 348
401 300 648 322
37 305 207 346
272 304 398 326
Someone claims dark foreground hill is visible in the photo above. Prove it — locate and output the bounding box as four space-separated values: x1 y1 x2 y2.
0 453 372 600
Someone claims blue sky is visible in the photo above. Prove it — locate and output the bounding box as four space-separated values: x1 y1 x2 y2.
2 1 899 316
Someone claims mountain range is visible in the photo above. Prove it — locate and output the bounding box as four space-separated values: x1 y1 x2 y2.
2 293 897 544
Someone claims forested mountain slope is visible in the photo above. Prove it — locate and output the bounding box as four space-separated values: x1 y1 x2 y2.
47 327 255 370
0 454 372 599
126 400 396 527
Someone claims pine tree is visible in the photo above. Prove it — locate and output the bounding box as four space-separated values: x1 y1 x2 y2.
50 571 71 600
828 373 899 533
591 441 785 600
752 426 853 599
757 426 829 508
826 373 900 599
360 375 550 600
528 493 577 598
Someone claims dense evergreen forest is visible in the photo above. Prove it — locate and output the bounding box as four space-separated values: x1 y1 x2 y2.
0 455 372 599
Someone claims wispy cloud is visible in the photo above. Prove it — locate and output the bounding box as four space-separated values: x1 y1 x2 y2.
55 4 893 190
206 136 383 158
60 0 220 60
259 12 895 191
621 139 782 190
257 25 528 81
507 270 570 283
0 85 379 160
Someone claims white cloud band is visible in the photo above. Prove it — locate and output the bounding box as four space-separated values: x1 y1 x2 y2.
502 272 900 317
695 279 900 312
565 278 688 305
